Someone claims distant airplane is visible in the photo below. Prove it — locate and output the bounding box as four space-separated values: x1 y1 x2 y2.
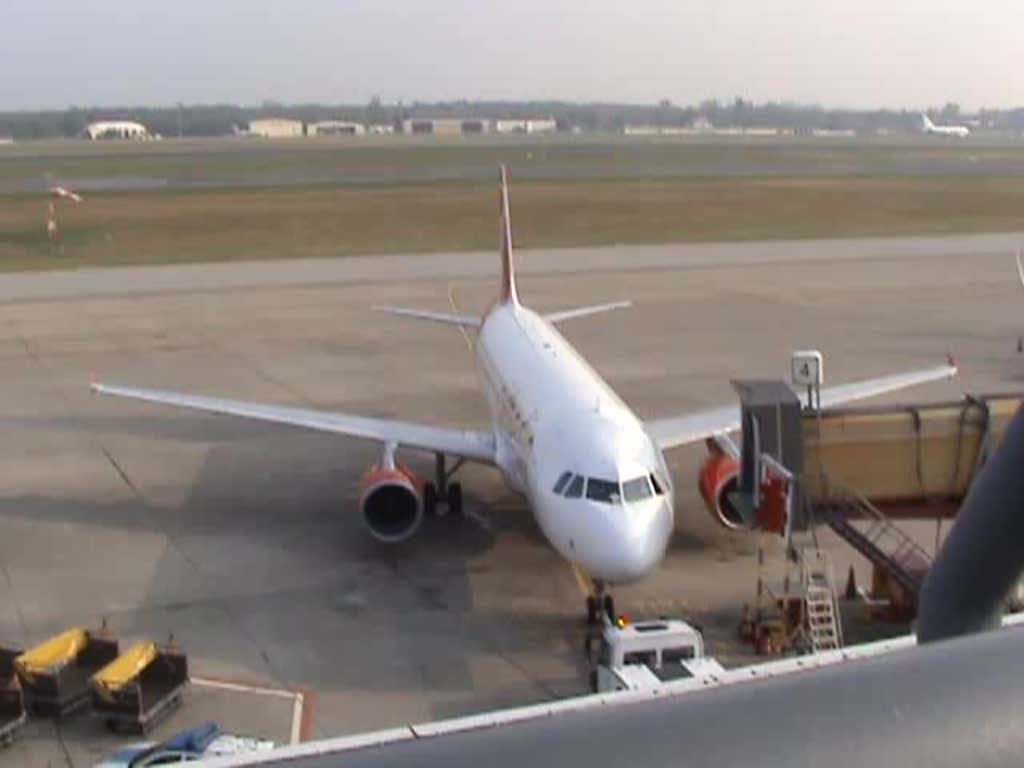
90 167 958 622
921 113 970 138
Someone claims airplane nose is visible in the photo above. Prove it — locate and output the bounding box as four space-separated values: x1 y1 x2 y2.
592 499 673 584
609 540 660 584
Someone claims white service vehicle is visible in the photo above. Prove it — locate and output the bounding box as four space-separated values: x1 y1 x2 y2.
591 617 725 693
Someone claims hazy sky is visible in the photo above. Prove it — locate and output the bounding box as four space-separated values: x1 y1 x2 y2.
2 0 1020 110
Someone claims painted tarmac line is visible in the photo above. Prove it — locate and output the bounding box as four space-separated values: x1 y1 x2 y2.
192 676 312 744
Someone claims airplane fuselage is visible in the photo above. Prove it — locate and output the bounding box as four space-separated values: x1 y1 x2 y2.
925 126 969 138
922 116 969 138
476 303 674 584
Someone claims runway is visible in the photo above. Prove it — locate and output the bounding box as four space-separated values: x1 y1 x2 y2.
0 234 1020 764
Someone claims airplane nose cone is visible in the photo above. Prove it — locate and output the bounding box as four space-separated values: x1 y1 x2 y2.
608 540 661 584
592 499 673 584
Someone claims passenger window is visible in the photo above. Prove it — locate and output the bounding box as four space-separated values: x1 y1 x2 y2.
623 651 656 667
565 474 585 498
662 646 695 663
586 478 621 504
622 476 653 503
553 472 572 494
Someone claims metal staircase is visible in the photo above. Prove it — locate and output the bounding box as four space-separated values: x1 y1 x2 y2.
799 548 843 651
814 488 933 600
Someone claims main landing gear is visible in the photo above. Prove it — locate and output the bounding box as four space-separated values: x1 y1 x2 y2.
585 581 616 627
424 453 464 518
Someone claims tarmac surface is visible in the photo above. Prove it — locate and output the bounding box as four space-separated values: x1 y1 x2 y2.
0 233 1022 765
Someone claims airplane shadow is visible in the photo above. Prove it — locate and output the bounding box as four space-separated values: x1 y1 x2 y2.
0 414 590 715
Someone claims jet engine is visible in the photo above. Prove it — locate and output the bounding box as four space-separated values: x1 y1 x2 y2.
697 452 747 530
359 463 423 543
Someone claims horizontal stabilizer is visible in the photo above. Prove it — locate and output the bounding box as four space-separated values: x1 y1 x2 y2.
373 306 481 328
544 300 632 324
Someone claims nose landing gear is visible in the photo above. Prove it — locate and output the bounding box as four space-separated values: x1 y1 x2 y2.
585 581 616 626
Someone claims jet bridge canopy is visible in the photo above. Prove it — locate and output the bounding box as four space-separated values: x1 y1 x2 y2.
729 379 806 531
725 379 1023 533
720 379 1023 617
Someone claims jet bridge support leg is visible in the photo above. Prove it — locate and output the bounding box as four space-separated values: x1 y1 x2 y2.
425 453 464 518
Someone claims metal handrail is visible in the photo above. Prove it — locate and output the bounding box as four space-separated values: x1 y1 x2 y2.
821 482 933 567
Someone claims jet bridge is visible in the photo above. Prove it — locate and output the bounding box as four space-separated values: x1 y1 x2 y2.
726 378 805 533
703 352 1023 618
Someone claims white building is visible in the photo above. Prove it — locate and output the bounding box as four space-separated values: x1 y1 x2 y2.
247 118 305 138
494 118 558 134
810 128 857 138
367 124 395 135
85 120 156 140
624 123 793 138
623 125 695 136
308 120 365 136
402 118 490 135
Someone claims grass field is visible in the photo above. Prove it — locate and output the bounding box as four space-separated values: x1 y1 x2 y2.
2 137 1024 271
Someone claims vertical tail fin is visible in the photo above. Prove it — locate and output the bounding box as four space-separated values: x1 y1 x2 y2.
498 165 520 306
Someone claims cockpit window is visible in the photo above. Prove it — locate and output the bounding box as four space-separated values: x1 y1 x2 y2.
586 478 621 504
649 472 666 496
565 474 585 498
623 476 654 503
553 471 572 494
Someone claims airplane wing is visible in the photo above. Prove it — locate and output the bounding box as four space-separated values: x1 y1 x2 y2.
646 363 958 450
1015 250 1024 290
91 380 497 464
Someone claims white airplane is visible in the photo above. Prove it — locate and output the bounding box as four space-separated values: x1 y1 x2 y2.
91 167 957 621
921 113 969 138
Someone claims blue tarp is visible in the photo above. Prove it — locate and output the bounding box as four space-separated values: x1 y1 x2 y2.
161 721 220 754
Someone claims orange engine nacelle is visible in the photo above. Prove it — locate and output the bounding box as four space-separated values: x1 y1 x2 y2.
697 453 748 530
359 463 424 543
